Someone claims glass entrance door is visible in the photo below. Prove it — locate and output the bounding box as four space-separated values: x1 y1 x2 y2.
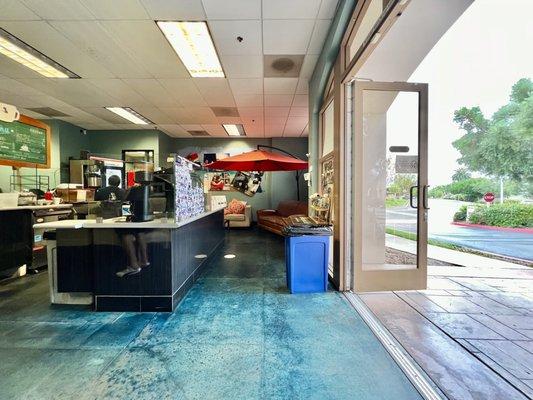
352 81 428 292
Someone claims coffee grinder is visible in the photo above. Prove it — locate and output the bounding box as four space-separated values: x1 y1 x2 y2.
128 170 154 222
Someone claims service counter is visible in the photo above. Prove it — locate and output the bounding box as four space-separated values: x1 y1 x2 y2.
34 207 225 312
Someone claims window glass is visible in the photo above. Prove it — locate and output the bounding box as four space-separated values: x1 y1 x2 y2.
322 101 334 157
347 0 383 63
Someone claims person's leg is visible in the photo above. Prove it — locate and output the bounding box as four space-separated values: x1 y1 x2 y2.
116 233 141 277
136 233 150 267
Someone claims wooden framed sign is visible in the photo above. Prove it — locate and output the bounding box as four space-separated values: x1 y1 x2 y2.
0 114 51 168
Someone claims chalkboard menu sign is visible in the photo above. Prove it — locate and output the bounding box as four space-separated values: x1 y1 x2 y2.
0 115 51 168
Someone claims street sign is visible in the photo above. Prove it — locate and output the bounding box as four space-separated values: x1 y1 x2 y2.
484 192 495 203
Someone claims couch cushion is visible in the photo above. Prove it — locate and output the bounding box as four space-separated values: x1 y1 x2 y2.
276 200 308 217
225 213 246 221
260 215 285 226
225 199 246 215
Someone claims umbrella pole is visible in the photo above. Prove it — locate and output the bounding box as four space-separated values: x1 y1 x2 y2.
257 145 305 202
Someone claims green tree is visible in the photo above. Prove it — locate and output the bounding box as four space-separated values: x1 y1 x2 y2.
452 168 471 182
452 78 533 185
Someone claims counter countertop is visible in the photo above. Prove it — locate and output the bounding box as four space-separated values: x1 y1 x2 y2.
0 204 73 211
33 207 225 230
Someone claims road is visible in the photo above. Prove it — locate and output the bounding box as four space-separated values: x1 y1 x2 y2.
386 199 533 262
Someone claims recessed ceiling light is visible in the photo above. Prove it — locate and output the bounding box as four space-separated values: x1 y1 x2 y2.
157 21 224 78
224 254 236 259
105 107 152 125
0 28 79 78
223 124 246 137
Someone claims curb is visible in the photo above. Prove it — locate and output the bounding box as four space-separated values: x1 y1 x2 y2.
452 222 533 234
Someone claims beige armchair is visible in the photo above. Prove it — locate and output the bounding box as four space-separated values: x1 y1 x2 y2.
225 204 252 228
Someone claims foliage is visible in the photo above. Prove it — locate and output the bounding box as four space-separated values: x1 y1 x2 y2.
452 168 471 182
429 178 496 202
385 197 408 208
452 78 533 185
453 205 468 222
468 201 533 228
387 174 417 198
429 177 521 202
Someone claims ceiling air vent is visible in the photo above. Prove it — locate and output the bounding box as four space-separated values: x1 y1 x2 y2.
264 55 305 77
188 130 210 137
27 107 70 117
210 107 240 117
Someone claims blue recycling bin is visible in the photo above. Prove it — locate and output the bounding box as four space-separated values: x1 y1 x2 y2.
285 235 330 293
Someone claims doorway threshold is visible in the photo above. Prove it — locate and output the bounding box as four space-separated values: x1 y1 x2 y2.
344 292 445 400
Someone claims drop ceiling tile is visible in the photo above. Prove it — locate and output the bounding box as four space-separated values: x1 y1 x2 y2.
202 0 261 20
209 20 262 55
262 0 321 19
160 107 218 124
264 55 305 78
216 117 242 125
265 116 287 125
244 129 264 138
180 124 204 131
307 19 332 55
284 130 304 137
243 122 263 134
201 124 227 136
289 107 309 117
50 21 151 79
240 116 262 126
0 0 40 20
237 107 263 117
17 79 116 107
264 94 293 107
229 78 263 94
220 55 263 78
300 54 320 79
122 79 178 107
296 78 309 94
100 20 190 78
140 0 206 20
158 78 207 106
301 124 309 136
318 0 339 19
86 79 151 107
80 0 150 19
0 58 46 79
1 21 113 78
285 116 308 131
21 0 95 20
264 107 289 117
233 93 263 107
292 94 309 107
0 78 45 97
158 124 190 137
194 78 235 107
263 20 315 55
83 107 131 124
132 106 177 124
264 78 298 95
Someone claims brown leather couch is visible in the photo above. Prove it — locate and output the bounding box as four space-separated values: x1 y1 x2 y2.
257 200 308 235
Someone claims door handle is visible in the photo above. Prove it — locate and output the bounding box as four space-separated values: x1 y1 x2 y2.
409 186 417 209
423 185 430 210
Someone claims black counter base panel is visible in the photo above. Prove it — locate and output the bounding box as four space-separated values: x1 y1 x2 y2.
91 210 224 312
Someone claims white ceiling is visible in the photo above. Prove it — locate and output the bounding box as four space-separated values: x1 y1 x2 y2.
0 0 338 138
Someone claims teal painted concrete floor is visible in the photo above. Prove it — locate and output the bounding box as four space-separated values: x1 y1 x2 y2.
0 228 421 400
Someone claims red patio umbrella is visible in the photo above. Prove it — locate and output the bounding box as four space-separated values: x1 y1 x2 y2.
205 145 308 200
205 149 308 171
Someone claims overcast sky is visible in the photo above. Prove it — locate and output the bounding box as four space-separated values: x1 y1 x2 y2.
404 0 533 185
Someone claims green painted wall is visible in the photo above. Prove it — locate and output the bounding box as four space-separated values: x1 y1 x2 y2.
0 119 86 193
87 130 160 166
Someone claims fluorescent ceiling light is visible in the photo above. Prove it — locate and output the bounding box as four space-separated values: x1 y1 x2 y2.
105 107 152 125
157 21 224 78
0 28 79 78
223 124 246 137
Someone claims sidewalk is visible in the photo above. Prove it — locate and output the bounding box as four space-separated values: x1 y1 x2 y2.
386 234 530 271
